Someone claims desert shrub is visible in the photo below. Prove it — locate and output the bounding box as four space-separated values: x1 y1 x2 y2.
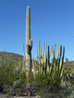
34 71 62 98
35 72 74 98
0 58 16 92
62 72 74 84
7 71 27 96
34 69 62 94
59 80 74 98
0 55 27 96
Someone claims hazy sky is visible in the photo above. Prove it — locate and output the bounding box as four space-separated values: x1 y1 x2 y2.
0 0 74 62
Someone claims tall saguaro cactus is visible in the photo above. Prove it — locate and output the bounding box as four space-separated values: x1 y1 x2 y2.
26 6 32 93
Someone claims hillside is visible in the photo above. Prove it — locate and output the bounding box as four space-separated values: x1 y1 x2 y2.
0 51 74 73
0 52 24 61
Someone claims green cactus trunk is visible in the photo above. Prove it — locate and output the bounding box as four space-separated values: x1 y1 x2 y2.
26 6 32 94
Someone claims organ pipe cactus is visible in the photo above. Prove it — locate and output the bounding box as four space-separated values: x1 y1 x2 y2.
52 44 56 72
34 58 37 76
37 40 44 73
44 43 47 74
47 46 50 72
38 40 40 72
36 41 65 77
38 40 42 73
60 46 65 77
37 49 38 60
44 43 47 63
42 41 45 64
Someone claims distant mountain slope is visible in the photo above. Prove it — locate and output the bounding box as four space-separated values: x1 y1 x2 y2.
0 51 24 61
63 61 74 73
0 51 74 73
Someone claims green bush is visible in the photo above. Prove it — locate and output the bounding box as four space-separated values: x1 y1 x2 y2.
34 70 62 92
0 58 16 92
0 56 27 96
